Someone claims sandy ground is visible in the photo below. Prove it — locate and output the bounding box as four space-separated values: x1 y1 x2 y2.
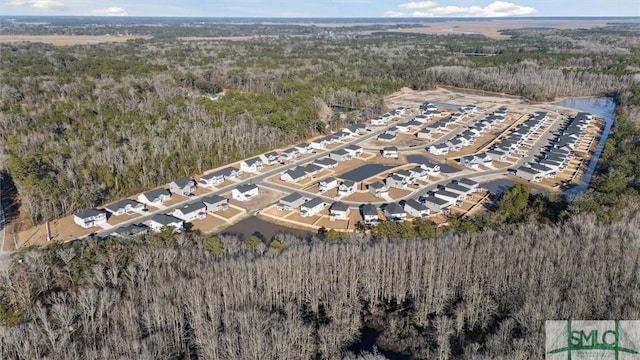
227 186 283 214
386 19 617 40
0 35 151 46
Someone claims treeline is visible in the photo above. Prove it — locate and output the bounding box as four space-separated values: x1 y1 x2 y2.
1 24 638 224
1 213 638 359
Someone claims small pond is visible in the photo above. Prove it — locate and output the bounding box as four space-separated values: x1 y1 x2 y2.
339 164 395 182
219 216 313 241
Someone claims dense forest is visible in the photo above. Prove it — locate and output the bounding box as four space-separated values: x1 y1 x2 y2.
1 22 639 224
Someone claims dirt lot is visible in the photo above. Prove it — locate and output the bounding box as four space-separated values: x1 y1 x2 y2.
227 186 283 213
385 19 616 40
0 35 151 45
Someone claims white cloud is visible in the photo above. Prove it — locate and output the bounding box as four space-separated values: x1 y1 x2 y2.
399 1 437 10
7 0 69 11
388 1 536 17
91 6 128 16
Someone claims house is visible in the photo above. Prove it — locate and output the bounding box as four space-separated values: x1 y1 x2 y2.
278 192 307 211
486 149 508 162
280 148 299 162
429 144 449 155
445 138 464 151
262 151 280 166
294 143 313 154
528 162 555 178
200 171 225 187
420 162 441 175
421 196 451 214
232 184 259 201
385 174 408 189
300 197 326 217
329 149 351 162
433 190 463 207
395 122 413 133
344 144 363 157
345 124 368 135
369 182 389 198
138 188 171 206
384 202 407 222
302 163 322 176
382 146 399 159
455 178 480 192
329 202 350 221
110 223 148 240
377 132 397 142
403 199 430 218
409 166 429 181
413 115 430 123
515 166 542 182
444 183 474 200
220 166 243 179
416 128 433 139
313 157 339 169
334 131 351 141
280 168 307 183
149 214 184 233
172 202 206 222
323 134 339 144
105 199 145 216
319 177 338 192
310 139 327 150
202 195 229 213
371 117 386 126
362 204 379 225
74 208 107 229
240 157 263 173
338 180 357 197
395 169 413 181
386 126 399 135
170 178 196 197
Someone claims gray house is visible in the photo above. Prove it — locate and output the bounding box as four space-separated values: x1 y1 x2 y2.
384 202 407 222
455 178 480 192
385 174 408 189
329 149 351 162
329 201 350 220
403 199 430 218
421 196 450 214
362 204 379 225
203 195 229 213
262 151 280 165
241 157 263 173
314 157 339 169
149 214 184 233
515 166 542 181
138 188 171 206
300 197 326 217
200 171 225 187
110 223 148 240
369 181 389 198
171 178 196 196
278 192 307 211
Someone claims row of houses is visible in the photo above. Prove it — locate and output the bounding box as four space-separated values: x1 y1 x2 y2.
460 111 550 170
370 107 408 126
428 108 507 155
280 145 364 183
515 112 592 181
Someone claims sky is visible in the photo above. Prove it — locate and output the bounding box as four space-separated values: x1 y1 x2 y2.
1 0 638 18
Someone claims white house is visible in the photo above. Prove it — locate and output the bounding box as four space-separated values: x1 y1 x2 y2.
444 183 474 200
200 171 225 187
319 177 338 192
377 132 397 142
329 202 350 221
280 168 307 183
280 148 299 162
202 195 229 213
338 180 357 197
455 178 480 193
433 190 463 207
300 197 325 217
385 174 408 189
138 188 171 206
313 157 339 169
262 151 280 166
384 202 407 222
369 182 389 198
294 143 313 154
403 199 430 218
516 166 542 182
232 184 259 201
240 157 263 173
409 166 429 181
421 196 450 214
371 117 386 126
429 144 449 155
420 162 441 175
149 214 184 233
278 192 307 211
310 139 327 150
344 144 363 157
170 178 196 197
105 199 145 216
329 149 351 162
382 146 398 159
416 128 433 139
74 209 107 229
172 202 206 222
362 204 379 225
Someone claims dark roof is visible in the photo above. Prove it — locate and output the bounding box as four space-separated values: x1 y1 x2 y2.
302 197 325 209
151 214 182 225
314 157 338 166
435 190 461 199
457 178 479 187
345 144 362 151
202 194 227 205
404 198 428 211
105 199 141 212
284 168 307 180
281 192 304 204
244 157 262 166
331 201 349 212
75 208 104 219
378 133 396 140
341 180 356 188
384 202 405 215
422 196 448 206
446 183 471 193
143 188 170 200
172 177 195 188
383 146 398 152
517 166 539 175
303 164 322 174
320 177 337 185
177 202 205 215
235 183 258 193
368 181 387 190
295 142 310 148
331 149 349 156
362 204 378 216
112 223 148 238
264 151 279 158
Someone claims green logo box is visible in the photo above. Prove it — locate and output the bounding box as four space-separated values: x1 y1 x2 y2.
546 320 640 359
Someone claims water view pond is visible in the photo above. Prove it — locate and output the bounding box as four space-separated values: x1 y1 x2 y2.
219 216 313 241
555 97 615 199
406 155 459 173
340 164 395 182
